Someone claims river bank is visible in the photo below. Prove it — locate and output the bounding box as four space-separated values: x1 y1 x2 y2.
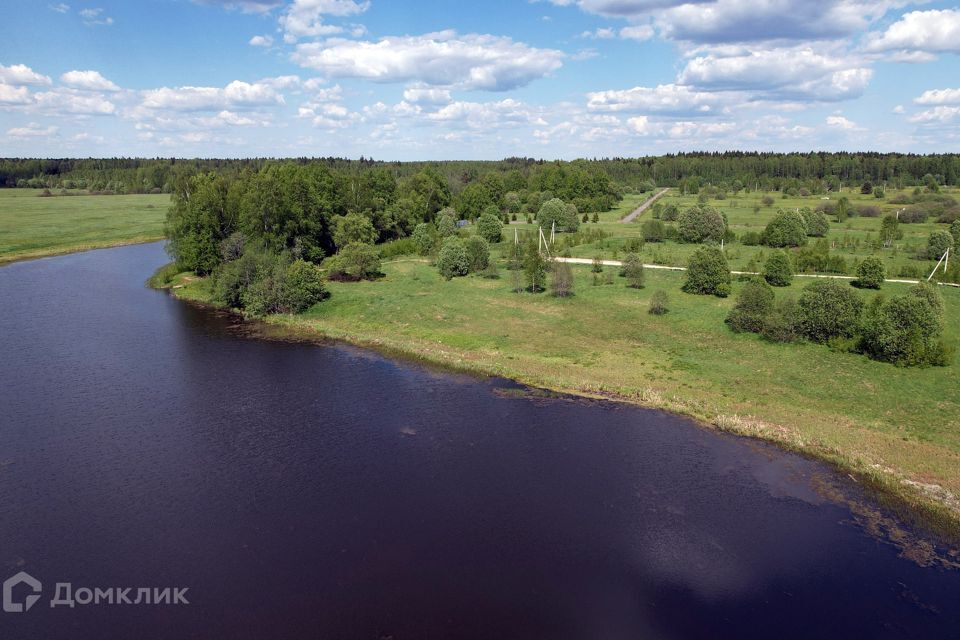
153 260 960 546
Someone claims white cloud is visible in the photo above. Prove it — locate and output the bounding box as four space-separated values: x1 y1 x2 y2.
908 106 960 124
249 35 274 47
139 80 284 111
79 7 114 26
865 10 960 54
60 70 120 91
292 31 564 91
893 104 905 114
914 88 960 106
427 99 547 129
0 84 32 105
825 114 858 130
581 27 616 39
402 85 452 105
279 0 370 42
49 3 70 13
192 0 285 12
33 89 116 115
679 47 872 101
620 24 654 41
587 83 722 115
6 123 58 137
0 63 52 86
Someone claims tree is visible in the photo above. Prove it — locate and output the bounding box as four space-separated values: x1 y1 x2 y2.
621 253 645 288
166 172 234 275
726 279 775 333
677 204 726 243
855 256 885 289
325 242 382 281
762 210 808 247
880 215 903 247
550 260 574 297
464 236 490 272
927 230 953 260
641 218 666 242
804 211 830 237
536 198 580 233
797 280 864 343
456 181 494 219
412 222 436 256
437 237 470 279
281 259 328 313
523 239 547 292
436 210 458 237
950 219 960 247
332 212 377 249
860 181 873 195
683 246 731 296
476 213 503 243
648 290 669 315
859 284 949 366
763 251 794 287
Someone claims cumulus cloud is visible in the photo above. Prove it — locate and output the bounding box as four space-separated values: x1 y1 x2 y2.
60 70 120 91
79 7 114 26
915 88 960 105
192 0 285 12
825 114 858 130
908 106 960 124
49 3 70 13
402 85 453 105
426 99 547 129
620 24 655 40
292 31 564 91
679 47 872 101
0 84 32 105
865 9 960 54
0 63 52 86
279 0 370 42
6 123 58 137
139 80 284 111
587 83 723 115
249 35 274 47
33 89 117 115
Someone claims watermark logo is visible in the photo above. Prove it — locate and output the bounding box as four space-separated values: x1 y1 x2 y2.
3 572 42 613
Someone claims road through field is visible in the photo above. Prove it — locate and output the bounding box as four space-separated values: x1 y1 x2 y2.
620 188 669 223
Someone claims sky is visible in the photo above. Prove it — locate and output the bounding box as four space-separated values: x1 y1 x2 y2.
0 0 958 159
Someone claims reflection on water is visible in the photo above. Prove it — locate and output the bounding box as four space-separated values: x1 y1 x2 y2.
0 242 957 640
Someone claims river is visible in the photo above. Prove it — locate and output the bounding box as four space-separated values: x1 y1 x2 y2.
0 242 957 639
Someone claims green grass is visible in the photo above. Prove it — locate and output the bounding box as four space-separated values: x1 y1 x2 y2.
170 245 960 535
0 189 169 263
564 188 954 280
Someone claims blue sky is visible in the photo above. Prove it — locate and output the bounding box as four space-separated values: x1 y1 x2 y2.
0 0 958 159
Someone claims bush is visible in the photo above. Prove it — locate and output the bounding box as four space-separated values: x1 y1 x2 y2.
661 204 679 221
763 251 794 287
740 231 762 246
804 211 830 237
726 279 775 333
523 240 548 292
325 242 382 281
762 210 808 247
761 297 801 343
333 212 378 249
412 222 436 256
677 205 726 243
683 245 730 296
621 253 645 288
537 198 580 232
464 235 490 272
927 230 953 260
437 237 470 279
855 256 885 289
855 205 881 218
859 284 950 366
436 211 458 237
761 195 775 207
281 259 328 313
797 280 864 343
951 219 960 246
476 213 503 243
212 246 278 309
898 205 928 224
648 290 669 315
641 218 666 242
550 261 574 297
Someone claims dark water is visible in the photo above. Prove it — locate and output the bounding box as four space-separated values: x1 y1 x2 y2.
0 242 958 640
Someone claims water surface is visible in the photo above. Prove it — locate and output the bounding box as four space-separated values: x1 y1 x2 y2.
0 242 957 639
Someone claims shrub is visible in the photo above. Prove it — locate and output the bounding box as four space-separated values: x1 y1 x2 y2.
740 231 762 246
761 195 775 207
523 240 548 292
898 206 928 224
412 222 437 256
855 256 885 289
761 297 801 343
333 212 378 249
726 279 775 333
683 245 731 296
880 215 903 247
797 280 864 343
550 261 574 297
951 220 960 246
537 198 580 232
762 210 808 247
436 211 458 237
325 242 382 281
859 284 950 366
621 253 645 288
805 211 830 237
763 251 794 287
592 255 604 273
855 205 881 218
648 290 669 315
464 236 490 272
641 218 666 242
476 213 503 244
281 259 328 313
661 204 679 221
927 230 953 260
436 237 470 279
212 246 278 309
677 204 726 243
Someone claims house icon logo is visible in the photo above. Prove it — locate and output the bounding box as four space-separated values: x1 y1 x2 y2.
3 572 42 613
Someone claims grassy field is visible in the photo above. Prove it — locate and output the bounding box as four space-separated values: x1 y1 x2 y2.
0 189 169 263
555 188 955 280
167 235 960 537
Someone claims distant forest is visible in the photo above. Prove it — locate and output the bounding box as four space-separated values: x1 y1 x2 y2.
1 152 958 194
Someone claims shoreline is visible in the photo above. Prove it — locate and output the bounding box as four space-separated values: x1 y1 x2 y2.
152 266 960 548
0 236 166 266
